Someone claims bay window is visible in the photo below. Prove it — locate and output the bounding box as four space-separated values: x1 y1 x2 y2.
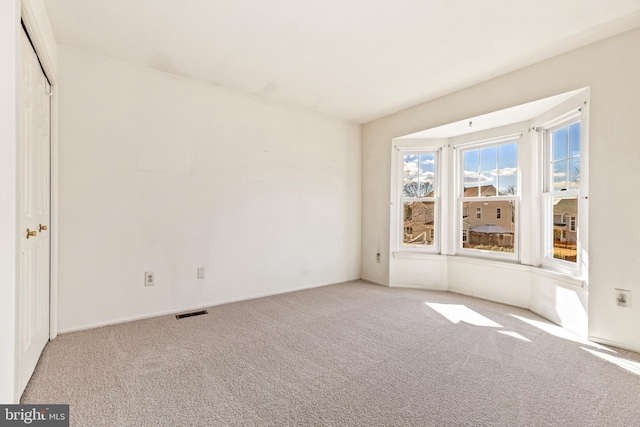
392 90 587 281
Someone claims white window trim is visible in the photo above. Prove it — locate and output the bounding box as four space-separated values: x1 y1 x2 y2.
540 111 585 276
454 135 522 261
396 147 442 254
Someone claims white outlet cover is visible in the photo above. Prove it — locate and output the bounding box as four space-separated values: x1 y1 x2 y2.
145 271 155 286
614 288 631 308
197 267 205 279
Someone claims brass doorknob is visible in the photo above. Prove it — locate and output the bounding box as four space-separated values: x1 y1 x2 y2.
26 228 37 239
39 224 47 232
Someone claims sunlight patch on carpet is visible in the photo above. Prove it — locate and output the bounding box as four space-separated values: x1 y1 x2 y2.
582 347 640 376
425 303 502 327
511 314 615 352
497 330 531 342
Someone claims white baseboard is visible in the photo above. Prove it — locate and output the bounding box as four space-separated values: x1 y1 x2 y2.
448 288 530 310
588 335 640 354
389 284 447 291
57 277 361 335
529 307 587 338
360 276 389 287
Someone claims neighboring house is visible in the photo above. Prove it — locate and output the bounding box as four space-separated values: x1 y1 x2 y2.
403 202 435 245
553 198 578 244
462 185 515 248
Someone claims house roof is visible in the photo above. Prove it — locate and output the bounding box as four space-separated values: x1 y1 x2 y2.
470 224 513 234
554 198 578 215
463 185 497 197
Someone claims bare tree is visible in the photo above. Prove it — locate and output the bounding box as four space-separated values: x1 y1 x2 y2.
499 185 517 196
403 181 434 198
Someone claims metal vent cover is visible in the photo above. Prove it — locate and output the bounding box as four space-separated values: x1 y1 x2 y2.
175 310 208 319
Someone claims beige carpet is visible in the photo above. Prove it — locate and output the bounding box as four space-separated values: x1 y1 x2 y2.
22 281 640 426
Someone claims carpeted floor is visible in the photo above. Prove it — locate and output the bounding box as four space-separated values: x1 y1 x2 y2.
22 281 640 426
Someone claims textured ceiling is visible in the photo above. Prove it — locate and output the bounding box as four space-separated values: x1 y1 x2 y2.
44 0 640 123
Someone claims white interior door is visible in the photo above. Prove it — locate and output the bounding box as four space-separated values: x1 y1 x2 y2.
18 27 51 397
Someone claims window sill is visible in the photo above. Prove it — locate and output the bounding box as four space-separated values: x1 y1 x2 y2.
392 252 445 261
453 248 521 266
448 254 529 272
531 267 585 289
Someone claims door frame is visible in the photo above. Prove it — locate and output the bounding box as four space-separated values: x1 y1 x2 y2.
20 1 59 349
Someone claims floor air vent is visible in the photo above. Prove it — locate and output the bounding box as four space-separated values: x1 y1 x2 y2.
175 310 208 319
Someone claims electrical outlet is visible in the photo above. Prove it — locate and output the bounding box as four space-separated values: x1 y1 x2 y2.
197 267 205 279
615 289 631 308
145 271 155 287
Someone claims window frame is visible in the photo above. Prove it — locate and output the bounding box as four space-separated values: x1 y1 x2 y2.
455 134 521 261
390 90 588 280
541 116 582 273
398 148 441 253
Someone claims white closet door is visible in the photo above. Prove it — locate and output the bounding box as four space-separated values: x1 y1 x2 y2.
18 27 51 397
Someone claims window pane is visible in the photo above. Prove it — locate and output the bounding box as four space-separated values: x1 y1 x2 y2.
497 142 517 195
498 143 517 169
463 150 479 196
461 200 515 253
418 153 436 197
553 160 568 191
552 127 567 161
480 146 497 172
568 157 580 188
403 201 435 247
568 122 580 158
403 154 419 197
479 146 497 190
552 197 578 263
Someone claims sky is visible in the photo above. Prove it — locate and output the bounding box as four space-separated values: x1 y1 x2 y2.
403 152 436 197
403 121 580 197
552 122 581 191
463 142 517 195
401 141 519 197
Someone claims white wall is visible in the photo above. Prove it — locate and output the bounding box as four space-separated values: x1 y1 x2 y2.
0 0 20 405
389 254 448 290
447 258 531 308
362 28 640 351
56 46 361 332
530 271 587 337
